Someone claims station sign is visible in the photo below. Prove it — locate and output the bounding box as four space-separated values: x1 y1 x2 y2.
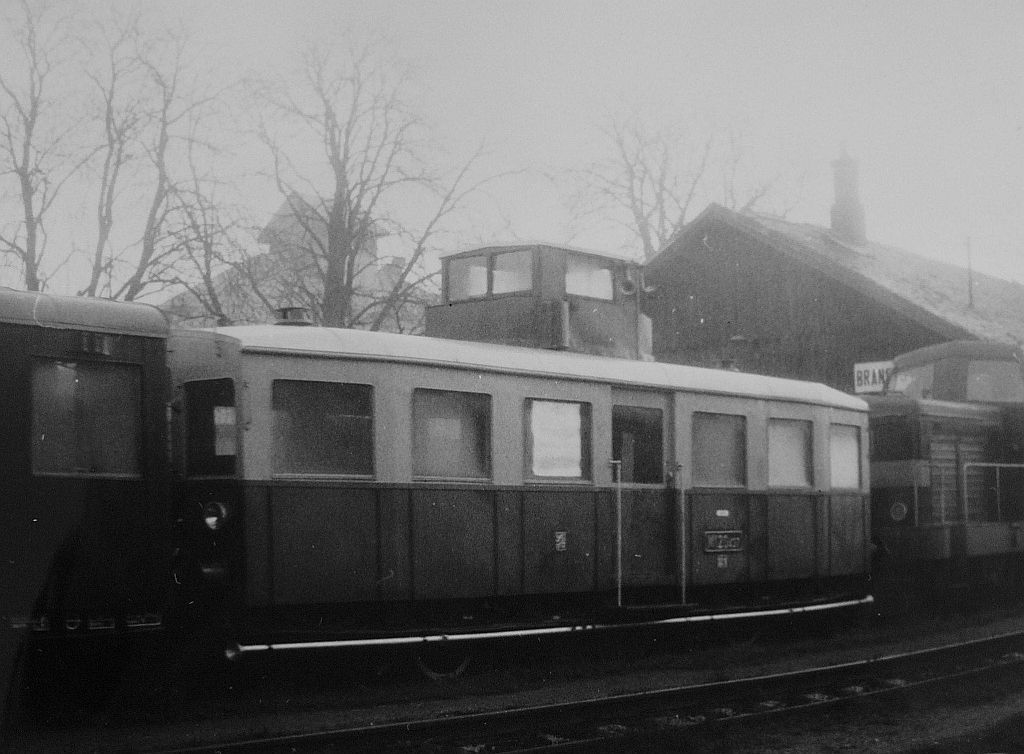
853 360 894 394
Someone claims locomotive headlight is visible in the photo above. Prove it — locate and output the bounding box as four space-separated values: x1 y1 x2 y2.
202 501 230 531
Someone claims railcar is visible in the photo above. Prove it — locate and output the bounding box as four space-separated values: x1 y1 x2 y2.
169 321 872 657
867 340 1024 586
0 289 170 722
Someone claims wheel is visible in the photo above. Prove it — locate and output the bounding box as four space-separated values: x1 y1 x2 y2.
411 644 472 681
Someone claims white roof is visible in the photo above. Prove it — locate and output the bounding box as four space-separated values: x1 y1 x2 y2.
195 325 866 412
438 241 641 264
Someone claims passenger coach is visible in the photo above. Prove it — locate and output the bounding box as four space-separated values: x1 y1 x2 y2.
169 322 872 655
0 289 170 721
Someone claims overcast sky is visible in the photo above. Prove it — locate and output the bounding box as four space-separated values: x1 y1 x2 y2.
10 0 1024 289
193 0 1023 278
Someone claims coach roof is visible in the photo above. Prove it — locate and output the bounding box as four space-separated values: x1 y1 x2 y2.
194 324 866 411
0 288 168 337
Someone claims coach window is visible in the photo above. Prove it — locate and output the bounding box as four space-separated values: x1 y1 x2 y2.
768 418 813 488
272 380 374 476
185 379 237 476
565 255 614 300
829 424 861 489
447 254 488 301
692 412 746 487
526 399 591 480
612 405 663 484
413 389 491 479
492 249 533 294
32 359 141 476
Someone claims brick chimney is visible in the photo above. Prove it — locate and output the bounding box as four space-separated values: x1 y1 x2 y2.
830 152 867 244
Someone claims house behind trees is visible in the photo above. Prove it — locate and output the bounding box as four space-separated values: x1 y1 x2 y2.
163 196 434 331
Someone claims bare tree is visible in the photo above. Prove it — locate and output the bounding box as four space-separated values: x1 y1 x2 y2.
106 31 224 303
250 42 487 329
571 117 712 261
571 116 794 261
79 14 145 297
0 0 92 291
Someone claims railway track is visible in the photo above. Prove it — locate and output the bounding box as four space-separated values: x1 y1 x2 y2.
150 628 1024 753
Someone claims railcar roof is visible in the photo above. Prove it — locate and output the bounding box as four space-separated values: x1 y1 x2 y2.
0 288 168 337
190 325 866 411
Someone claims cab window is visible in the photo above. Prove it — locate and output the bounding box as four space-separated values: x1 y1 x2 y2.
966 360 1024 402
32 359 142 476
566 255 614 300
888 364 934 399
447 255 488 300
491 249 533 294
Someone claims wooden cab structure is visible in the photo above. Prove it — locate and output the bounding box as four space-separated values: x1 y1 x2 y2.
425 243 652 360
168 322 871 655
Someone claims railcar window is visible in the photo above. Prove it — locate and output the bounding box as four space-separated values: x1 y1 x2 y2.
447 255 488 300
966 360 1024 402
526 399 591 479
272 380 373 476
413 389 491 479
612 405 663 484
888 364 934 399
492 249 533 294
185 379 236 476
32 359 141 476
565 255 614 300
692 412 747 487
768 418 813 488
829 424 861 489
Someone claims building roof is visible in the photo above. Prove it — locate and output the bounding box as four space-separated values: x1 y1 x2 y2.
180 323 866 411
648 203 1024 345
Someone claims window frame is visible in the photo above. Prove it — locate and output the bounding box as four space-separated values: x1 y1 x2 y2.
446 254 490 302
184 378 238 479
829 423 862 490
412 387 493 482
611 403 665 486
691 411 748 489
490 248 535 297
524 398 593 483
446 249 537 303
767 417 814 489
270 379 375 479
565 254 616 302
30 357 145 479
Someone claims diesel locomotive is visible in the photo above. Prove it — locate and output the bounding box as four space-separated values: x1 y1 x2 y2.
868 339 1024 587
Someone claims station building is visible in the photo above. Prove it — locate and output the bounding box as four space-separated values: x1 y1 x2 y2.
643 155 1024 392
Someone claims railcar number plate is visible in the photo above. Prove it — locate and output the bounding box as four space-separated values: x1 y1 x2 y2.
704 530 743 553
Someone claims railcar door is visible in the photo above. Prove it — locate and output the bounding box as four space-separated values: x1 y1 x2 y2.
609 389 677 606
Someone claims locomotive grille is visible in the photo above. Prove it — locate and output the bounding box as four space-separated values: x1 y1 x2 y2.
928 435 987 522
